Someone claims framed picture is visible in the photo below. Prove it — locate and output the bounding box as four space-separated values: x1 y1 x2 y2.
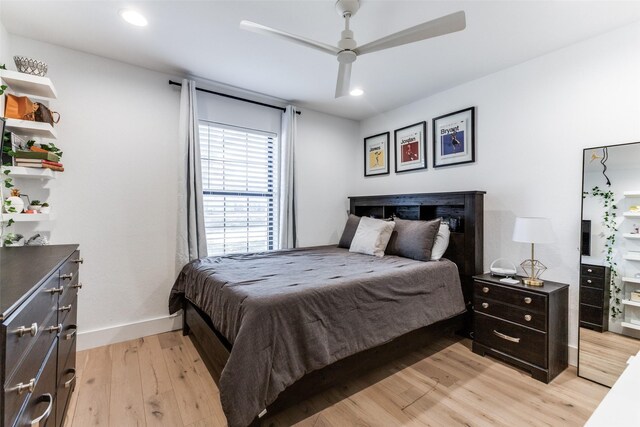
394 121 427 173
432 107 476 168
364 132 390 176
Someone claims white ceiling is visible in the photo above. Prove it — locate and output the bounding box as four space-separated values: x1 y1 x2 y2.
3 1 640 120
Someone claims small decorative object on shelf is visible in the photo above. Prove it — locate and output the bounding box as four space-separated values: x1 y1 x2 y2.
632 224 640 234
4 188 24 214
3 232 24 246
25 233 48 246
631 290 640 303
13 56 48 77
28 199 41 212
631 205 640 213
39 202 50 214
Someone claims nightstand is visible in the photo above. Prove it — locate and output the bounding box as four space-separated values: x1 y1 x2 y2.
471 274 569 383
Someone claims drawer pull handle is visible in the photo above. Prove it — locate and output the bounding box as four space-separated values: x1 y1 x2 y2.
60 273 73 280
64 326 77 340
524 314 532 322
493 330 521 343
10 378 35 395
30 393 53 427
15 323 38 338
72 257 84 264
481 302 489 309
587 268 593 273
46 286 64 295
71 282 83 290
45 324 62 334
58 304 72 313
482 287 489 294
64 369 77 388
524 297 532 304
587 279 592 284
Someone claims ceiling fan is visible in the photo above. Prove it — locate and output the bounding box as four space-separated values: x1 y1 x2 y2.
240 0 466 98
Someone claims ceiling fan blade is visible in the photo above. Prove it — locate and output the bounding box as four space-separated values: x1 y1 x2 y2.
240 20 340 56
355 11 466 56
335 62 352 98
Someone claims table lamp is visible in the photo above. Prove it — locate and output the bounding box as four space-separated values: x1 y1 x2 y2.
512 217 555 286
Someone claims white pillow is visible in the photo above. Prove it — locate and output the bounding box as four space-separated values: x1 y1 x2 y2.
349 217 396 257
431 223 451 260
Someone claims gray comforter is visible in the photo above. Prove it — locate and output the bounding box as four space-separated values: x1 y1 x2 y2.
169 245 465 427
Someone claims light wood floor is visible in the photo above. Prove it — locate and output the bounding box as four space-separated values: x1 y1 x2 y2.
578 327 640 387
64 331 608 427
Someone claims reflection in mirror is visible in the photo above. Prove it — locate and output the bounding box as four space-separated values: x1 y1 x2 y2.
579 143 640 387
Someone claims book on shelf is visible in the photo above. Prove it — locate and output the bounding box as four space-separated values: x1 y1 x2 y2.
14 163 64 172
13 150 61 162
15 159 63 167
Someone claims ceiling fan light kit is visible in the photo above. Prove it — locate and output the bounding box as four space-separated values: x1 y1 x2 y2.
240 0 466 99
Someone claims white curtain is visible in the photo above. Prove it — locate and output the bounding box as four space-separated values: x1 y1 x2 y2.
279 105 298 249
176 79 208 271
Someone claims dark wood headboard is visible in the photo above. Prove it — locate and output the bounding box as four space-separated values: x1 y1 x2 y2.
349 191 485 336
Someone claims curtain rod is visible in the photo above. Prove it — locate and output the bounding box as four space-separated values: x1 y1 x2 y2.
169 80 301 115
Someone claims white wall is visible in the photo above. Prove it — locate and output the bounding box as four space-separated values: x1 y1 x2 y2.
5 35 358 349
0 4 8 64
355 21 640 354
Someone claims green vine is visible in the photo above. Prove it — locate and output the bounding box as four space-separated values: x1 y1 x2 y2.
583 186 622 318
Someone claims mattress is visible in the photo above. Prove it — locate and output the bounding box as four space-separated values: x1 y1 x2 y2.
169 245 465 426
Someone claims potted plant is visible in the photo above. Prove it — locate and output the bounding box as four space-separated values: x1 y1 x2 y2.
3 232 24 247
4 188 24 214
29 200 42 212
39 202 50 214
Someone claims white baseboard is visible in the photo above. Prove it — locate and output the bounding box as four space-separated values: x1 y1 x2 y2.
77 313 183 351
569 344 578 367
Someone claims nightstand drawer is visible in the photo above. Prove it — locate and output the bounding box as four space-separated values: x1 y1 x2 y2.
581 264 605 278
580 275 604 290
475 313 547 368
580 286 606 307
474 281 546 313
580 303 604 325
475 296 546 330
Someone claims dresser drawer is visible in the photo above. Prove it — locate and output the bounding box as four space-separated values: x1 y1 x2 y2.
58 275 79 325
475 296 546 331
3 274 59 380
14 342 57 427
581 264 605 278
475 312 547 368
580 274 605 290
580 286 606 307
58 295 78 365
580 303 605 325
59 250 81 281
474 281 546 313
2 310 55 427
56 338 77 427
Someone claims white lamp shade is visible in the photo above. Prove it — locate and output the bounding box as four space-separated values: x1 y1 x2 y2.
512 217 555 244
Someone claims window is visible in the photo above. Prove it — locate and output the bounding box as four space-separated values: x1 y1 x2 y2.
199 121 278 255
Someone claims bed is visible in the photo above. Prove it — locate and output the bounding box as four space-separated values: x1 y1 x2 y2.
169 191 484 426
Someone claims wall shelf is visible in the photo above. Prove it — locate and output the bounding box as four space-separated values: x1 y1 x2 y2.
623 233 640 239
4 119 57 139
0 69 57 99
624 253 640 261
622 299 640 308
623 212 640 218
5 166 57 180
621 321 640 331
0 213 55 223
624 191 640 197
622 277 640 284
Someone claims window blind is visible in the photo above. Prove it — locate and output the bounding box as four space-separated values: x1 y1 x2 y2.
199 121 278 255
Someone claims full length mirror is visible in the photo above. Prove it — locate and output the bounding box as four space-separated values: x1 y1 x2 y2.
579 142 640 387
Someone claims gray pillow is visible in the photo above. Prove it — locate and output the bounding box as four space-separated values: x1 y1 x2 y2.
386 218 442 261
338 214 361 248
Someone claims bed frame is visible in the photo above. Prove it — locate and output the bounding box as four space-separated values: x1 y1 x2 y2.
182 191 485 425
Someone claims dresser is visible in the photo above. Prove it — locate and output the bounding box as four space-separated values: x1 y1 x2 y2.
579 263 610 332
1 245 82 427
472 274 568 383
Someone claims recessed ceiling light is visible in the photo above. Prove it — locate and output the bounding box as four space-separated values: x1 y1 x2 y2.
119 9 148 27
350 88 364 97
